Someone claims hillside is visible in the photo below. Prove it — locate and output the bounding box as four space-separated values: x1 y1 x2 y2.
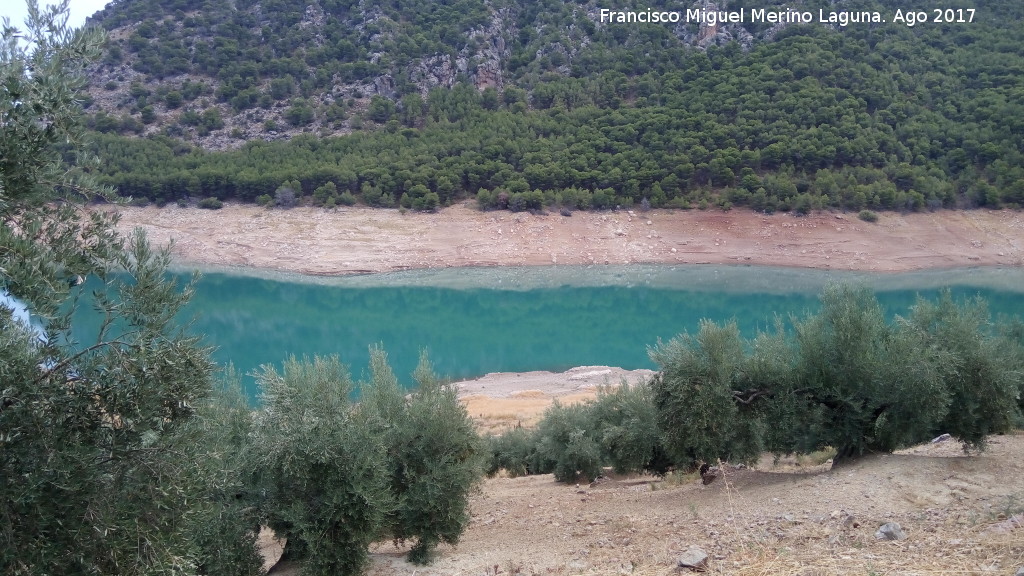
78 0 1024 214
266 429 1024 575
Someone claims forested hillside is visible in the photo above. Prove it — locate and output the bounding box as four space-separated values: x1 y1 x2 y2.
81 0 1024 212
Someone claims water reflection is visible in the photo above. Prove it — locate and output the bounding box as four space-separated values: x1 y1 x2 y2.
72 265 1024 400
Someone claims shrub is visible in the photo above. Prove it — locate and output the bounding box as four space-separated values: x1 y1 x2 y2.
650 320 766 468
418 191 440 212
476 189 496 210
198 197 223 209
648 284 1023 469
312 182 337 206
338 191 357 206
590 381 669 475
255 193 273 207
484 427 537 478
858 209 878 222
183 367 263 576
361 349 482 565
0 233 219 575
532 401 602 482
274 186 297 208
165 90 183 108
253 356 393 576
284 100 315 127
907 291 1022 449
788 284 951 463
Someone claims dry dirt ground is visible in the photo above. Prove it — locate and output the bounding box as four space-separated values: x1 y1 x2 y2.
264 430 1024 576
457 366 656 434
393 433 1024 576
261 368 1024 576
108 204 1024 275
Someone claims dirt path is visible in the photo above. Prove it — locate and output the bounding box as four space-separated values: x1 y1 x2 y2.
108 204 1024 276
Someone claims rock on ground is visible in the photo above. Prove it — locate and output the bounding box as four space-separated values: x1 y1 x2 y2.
874 522 907 541
677 545 709 571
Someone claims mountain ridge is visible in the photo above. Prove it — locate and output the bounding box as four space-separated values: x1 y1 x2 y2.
78 0 1024 213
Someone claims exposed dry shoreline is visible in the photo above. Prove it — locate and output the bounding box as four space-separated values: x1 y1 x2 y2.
110 204 1024 276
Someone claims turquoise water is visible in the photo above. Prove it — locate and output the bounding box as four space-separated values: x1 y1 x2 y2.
69 265 1024 399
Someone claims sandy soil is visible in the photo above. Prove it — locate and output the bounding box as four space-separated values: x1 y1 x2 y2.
108 204 1024 276
260 431 1024 576
457 366 655 434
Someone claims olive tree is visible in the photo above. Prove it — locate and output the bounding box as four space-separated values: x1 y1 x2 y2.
2 4 222 573
361 348 483 565
650 320 768 468
1 233 220 574
787 284 953 463
180 366 264 576
252 355 393 576
905 291 1023 449
649 284 1023 470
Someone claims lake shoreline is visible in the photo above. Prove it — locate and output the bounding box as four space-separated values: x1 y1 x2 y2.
109 203 1023 276
107 204 1023 407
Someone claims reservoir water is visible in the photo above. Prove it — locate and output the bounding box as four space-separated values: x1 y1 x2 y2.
70 265 1024 400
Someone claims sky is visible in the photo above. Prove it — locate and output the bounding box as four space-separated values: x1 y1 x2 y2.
2 0 110 31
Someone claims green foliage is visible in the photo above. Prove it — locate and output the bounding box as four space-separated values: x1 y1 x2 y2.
590 382 668 475
650 321 766 467
181 367 264 576
788 285 953 462
3 22 219 574
312 181 337 206
483 378 684 482
494 286 1022 483
165 90 183 108
338 191 357 206
368 95 395 123
906 292 1023 450
284 99 315 127
858 210 879 223
253 355 393 576
198 197 224 209
201 107 223 130
1 231 217 575
362 349 482 564
650 285 1023 468
1 3 120 320
81 0 1024 216
532 401 603 483
252 350 482 571
484 426 538 478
